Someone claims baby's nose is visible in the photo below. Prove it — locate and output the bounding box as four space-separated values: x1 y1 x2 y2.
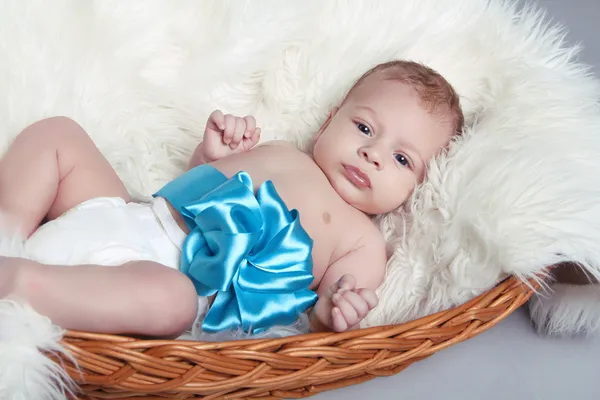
360 148 382 169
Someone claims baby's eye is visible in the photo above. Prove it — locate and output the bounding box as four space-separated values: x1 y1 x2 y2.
356 122 372 136
394 153 410 167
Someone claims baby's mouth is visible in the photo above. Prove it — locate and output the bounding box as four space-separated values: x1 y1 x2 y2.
343 165 371 188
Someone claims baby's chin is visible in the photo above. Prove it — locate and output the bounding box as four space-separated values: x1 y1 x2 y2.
325 170 404 215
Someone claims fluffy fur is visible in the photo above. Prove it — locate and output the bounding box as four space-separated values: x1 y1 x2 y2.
1 0 600 398
529 283 600 336
0 224 76 400
0 300 76 400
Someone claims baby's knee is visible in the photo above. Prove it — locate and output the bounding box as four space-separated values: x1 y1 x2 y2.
19 116 88 146
129 262 199 337
159 272 199 336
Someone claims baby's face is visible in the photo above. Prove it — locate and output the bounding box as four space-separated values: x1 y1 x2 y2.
313 76 453 214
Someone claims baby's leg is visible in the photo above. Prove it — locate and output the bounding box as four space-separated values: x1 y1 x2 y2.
0 257 198 337
0 117 130 237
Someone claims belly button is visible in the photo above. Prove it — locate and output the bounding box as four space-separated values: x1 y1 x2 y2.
322 212 331 224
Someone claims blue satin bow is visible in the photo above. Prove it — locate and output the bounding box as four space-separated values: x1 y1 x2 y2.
154 165 317 333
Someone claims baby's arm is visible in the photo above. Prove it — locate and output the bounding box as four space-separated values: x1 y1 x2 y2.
189 110 261 169
310 234 387 332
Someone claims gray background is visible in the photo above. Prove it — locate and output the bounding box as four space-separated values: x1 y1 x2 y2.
314 1 600 399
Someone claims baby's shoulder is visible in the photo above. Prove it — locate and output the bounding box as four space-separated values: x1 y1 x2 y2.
333 210 386 258
256 140 307 156
259 140 297 148
354 217 386 252
324 214 387 290
249 140 316 170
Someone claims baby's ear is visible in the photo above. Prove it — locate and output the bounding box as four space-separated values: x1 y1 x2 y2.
316 107 339 137
329 106 339 123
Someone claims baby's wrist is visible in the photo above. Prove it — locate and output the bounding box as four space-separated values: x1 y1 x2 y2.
308 307 331 333
199 142 221 163
199 150 215 163
189 142 214 168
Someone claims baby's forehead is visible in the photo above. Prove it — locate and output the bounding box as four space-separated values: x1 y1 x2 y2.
350 73 407 93
345 77 416 105
348 78 454 142
350 78 455 128
345 82 428 119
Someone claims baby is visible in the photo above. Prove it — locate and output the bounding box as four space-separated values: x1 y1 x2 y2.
0 60 463 337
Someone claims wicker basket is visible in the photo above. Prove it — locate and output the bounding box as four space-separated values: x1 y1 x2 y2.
54 275 537 400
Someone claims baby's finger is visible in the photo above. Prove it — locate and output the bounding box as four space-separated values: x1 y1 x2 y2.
325 278 341 299
243 115 256 138
230 118 247 149
242 127 261 151
355 288 379 310
332 292 359 326
209 110 225 130
337 274 357 292
325 274 355 300
223 114 236 144
340 290 369 319
331 307 348 332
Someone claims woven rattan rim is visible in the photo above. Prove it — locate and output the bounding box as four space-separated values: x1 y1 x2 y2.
54 275 537 399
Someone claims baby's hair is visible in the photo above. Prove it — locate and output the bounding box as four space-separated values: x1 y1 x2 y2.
344 60 464 136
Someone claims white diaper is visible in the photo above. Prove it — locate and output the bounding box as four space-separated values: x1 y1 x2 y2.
24 197 187 269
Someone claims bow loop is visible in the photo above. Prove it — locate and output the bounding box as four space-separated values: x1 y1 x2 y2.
156 165 317 333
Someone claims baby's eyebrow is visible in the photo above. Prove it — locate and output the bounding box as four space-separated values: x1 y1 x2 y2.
355 105 384 132
355 106 378 120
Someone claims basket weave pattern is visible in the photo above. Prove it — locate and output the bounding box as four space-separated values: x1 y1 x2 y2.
55 276 536 399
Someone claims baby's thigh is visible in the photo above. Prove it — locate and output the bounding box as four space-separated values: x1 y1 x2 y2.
25 198 157 266
42 117 130 219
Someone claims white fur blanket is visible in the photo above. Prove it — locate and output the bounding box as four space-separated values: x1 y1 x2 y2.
1 0 600 399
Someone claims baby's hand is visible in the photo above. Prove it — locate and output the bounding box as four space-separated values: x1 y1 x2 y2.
201 110 261 162
312 274 378 332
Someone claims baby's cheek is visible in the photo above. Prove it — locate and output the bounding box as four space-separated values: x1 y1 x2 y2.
378 183 410 212
395 174 416 200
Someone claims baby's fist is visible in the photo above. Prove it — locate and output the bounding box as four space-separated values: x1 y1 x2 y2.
313 274 378 332
201 110 261 162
